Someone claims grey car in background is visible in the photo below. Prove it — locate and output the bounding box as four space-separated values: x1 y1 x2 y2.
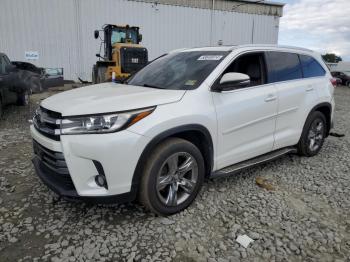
11 61 65 92
11 61 44 93
0 53 30 117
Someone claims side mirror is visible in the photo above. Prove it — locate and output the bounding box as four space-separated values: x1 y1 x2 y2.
138 34 143 43
216 72 250 91
96 53 101 58
5 64 17 73
94 30 99 39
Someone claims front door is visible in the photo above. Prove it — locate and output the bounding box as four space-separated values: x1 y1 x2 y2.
212 52 277 169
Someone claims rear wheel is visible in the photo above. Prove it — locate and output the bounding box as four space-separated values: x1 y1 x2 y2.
297 111 326 157
17 89 30 106
139 138 205 216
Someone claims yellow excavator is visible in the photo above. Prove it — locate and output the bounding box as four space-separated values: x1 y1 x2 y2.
92 24 148 83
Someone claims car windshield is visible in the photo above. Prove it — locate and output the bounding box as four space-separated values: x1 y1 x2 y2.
127 51 229 90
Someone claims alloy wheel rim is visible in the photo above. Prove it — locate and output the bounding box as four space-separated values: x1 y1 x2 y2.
156 152 198 207
307 119 324 152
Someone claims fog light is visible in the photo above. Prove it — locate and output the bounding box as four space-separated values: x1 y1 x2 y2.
95 174 107 188
93 160 108 189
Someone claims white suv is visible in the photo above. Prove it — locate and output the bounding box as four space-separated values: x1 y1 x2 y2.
31 45 335 215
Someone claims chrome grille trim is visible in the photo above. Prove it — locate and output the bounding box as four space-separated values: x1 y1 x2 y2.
33 107 62 141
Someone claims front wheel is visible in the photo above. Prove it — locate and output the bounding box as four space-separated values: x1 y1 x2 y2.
297 111 326 157
139 138 205 216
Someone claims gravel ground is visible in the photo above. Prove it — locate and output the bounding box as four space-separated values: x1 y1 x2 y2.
0 85 350 262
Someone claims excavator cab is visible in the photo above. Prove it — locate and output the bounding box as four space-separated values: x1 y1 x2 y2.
92 24 148 83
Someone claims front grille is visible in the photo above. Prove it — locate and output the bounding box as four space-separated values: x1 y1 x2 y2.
120 47 148 74
33 107 61 141
33 140 75 191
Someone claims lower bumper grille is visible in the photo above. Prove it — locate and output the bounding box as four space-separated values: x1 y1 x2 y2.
32 141 135 204
33 140 77 195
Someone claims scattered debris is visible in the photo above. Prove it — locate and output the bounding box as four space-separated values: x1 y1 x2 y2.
77 77 90 84
160 218 175 225
255 176 275 191
236 234 254 248
329 132 345 138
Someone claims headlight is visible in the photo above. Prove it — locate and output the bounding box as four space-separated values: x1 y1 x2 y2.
60 107 155 135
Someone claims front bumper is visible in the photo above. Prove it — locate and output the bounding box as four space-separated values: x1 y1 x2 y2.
32 156 133 203
30 125 150 202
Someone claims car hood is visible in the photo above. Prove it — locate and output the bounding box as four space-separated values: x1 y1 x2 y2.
41 83 186 116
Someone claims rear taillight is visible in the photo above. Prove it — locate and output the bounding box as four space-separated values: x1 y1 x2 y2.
330 78 337 87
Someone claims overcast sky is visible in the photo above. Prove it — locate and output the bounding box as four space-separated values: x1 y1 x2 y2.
278 0 350 61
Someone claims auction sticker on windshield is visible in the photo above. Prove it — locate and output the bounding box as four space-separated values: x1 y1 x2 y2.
185 80 197 86
197 55 223 61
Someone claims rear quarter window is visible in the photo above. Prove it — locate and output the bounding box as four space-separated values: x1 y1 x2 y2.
299 55 326 78
266 52 303 83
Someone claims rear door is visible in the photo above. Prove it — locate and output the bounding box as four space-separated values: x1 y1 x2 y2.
266 51 320 149
212 52 278 169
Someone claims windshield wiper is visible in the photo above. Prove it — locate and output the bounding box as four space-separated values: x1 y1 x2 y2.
143 83 165 89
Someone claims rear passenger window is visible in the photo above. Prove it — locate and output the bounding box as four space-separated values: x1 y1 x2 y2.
299 55 326 78
267 52 303 83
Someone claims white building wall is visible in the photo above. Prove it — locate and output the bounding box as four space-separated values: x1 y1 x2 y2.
334 62 350 72
0 0 280 81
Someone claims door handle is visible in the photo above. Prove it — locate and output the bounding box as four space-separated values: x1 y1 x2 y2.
265 94 277 102
306 86 314 92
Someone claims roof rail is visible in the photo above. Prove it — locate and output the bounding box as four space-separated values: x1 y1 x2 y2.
229 44 314 52
169 48 189 53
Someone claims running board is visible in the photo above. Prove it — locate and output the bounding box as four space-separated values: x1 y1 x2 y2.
210 147 297 179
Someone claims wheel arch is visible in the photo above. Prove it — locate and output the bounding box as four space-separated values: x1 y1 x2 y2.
130 124 214 200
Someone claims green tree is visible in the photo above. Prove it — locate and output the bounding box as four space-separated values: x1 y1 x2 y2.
322 53 343 63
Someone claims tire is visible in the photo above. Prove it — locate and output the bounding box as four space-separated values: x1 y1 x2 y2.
97 66 107 83
139 138 205 216
17 89 30 106
297 111 327 157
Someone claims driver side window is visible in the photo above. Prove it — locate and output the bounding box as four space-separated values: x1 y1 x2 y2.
221 52 267 88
